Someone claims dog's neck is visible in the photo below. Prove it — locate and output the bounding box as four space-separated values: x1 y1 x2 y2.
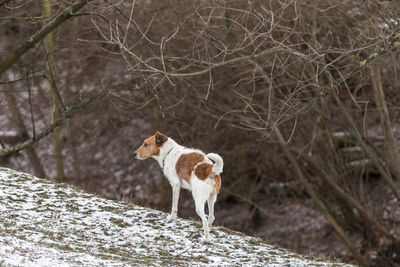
152 138 180 170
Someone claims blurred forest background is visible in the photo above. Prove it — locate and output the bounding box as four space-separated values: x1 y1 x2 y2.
1 0 400 265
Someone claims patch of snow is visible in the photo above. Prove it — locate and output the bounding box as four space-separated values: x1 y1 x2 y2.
0 131 18 136
0 168 354 266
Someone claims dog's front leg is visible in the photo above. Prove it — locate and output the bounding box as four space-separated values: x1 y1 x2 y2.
167 185 180 221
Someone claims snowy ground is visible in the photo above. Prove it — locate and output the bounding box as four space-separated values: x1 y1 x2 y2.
0 168 354 266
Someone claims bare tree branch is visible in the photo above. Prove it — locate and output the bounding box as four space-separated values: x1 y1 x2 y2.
0 107 72 158
0 0 94 78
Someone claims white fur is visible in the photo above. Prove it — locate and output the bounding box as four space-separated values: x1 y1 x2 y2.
150 137 223 242
206 153 223 174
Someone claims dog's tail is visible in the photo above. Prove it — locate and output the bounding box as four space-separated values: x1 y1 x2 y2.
207 153 223 174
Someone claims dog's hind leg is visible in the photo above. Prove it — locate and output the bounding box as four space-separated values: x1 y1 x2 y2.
207 193 216 228
193 191 210 242
167 185 180 221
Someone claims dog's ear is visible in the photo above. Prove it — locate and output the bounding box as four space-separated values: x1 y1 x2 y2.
155 131 168 146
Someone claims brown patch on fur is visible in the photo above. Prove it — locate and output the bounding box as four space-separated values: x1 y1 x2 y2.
194 163 213 180
155 131 168 145
175 153 205 183
213 174 222 194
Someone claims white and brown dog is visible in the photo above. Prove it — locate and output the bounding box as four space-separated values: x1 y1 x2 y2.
133 131 223 242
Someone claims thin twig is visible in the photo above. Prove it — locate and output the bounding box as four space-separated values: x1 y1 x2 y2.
26 71 36 140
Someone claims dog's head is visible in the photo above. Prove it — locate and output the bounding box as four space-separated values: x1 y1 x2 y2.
133 131 168 160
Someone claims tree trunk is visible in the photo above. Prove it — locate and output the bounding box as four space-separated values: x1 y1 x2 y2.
371 63 400 180
41 0 64 182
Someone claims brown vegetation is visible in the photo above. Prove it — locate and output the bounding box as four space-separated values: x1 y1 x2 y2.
1 0 400 265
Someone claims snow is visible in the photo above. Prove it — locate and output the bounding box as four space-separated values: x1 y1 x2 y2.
0 168 354 266
0 131 18 136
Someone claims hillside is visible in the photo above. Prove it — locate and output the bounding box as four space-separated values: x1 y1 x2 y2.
0 167 353 266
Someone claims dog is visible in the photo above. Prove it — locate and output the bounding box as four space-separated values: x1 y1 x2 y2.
133 131 223 242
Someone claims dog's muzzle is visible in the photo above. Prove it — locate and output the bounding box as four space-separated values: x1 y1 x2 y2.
131 151 143 160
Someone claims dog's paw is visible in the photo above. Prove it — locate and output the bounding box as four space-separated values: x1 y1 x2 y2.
201 236 211 244
167 214 177 221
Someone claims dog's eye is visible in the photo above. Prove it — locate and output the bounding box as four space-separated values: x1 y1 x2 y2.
144 143 148 147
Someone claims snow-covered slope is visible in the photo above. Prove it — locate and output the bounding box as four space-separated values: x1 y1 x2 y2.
0 168 353 266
